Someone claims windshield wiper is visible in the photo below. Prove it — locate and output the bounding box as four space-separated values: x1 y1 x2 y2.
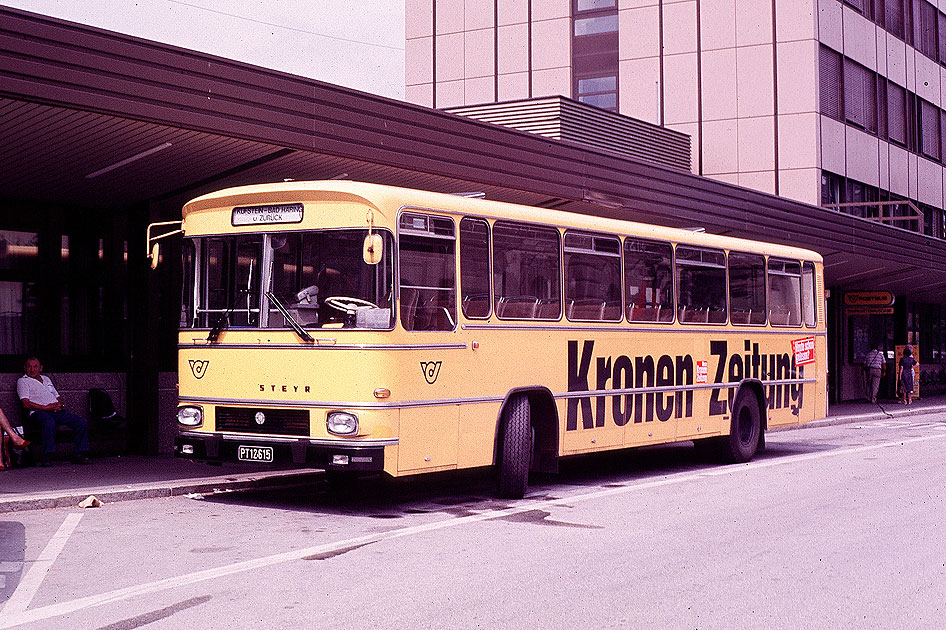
265 292 314 342
207 288 246 342
208 259 256 343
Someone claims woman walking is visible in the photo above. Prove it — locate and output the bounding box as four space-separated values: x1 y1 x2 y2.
898 345 918 405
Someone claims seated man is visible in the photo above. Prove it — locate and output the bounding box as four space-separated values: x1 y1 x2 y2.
16 356 91 466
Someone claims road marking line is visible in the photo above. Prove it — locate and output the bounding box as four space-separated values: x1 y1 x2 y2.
3 431 946 628
1 512 83 617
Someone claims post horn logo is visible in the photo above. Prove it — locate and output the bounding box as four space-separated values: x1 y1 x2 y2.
420 361 442 384
189 359 209 379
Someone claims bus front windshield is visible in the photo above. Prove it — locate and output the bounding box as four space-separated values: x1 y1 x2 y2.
182 229 394 332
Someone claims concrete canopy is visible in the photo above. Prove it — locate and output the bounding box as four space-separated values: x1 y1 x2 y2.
2 6 944 302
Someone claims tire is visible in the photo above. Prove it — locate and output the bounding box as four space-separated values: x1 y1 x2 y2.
496 395 532 499
722 390 762 463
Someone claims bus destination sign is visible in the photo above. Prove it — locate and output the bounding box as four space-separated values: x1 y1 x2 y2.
232 203 304 226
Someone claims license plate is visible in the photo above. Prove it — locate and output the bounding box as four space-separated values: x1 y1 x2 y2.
238 445 273 463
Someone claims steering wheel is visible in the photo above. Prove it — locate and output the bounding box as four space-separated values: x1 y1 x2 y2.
324 296 379 314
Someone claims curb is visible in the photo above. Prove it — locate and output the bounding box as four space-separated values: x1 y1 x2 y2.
771 402 946 433
0 469 325 513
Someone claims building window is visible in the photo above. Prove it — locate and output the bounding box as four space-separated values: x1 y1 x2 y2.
886 0 906 40
913 0 938 60
918 98 941 160
887 81 907 145
572 0 618 111
819 46 843 121
844 59 877 132
844 0 870 14
939 12 946 65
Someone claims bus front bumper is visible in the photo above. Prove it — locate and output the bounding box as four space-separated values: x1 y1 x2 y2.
174 431 389 472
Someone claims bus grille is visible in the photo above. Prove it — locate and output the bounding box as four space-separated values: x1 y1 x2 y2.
214 407 310 436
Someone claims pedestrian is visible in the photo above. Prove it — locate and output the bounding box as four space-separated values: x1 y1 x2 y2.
863 342 886 404
16 355 92 466
897 345 918 405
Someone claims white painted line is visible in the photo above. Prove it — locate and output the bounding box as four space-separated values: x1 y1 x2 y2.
3 431 946 628
2 512 83 616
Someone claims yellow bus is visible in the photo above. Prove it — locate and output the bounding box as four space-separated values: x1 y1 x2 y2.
155 181 827 498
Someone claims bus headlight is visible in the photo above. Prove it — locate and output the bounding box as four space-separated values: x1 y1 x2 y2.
326 411 358 436
177 406 203 428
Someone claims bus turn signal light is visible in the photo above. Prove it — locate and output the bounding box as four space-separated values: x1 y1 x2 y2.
374 388 391 399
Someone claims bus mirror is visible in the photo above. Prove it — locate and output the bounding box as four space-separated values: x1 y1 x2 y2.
150 243 161 269
363 233 383 265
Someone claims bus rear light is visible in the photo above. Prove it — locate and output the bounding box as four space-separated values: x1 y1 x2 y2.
326 411 358 435
177 406 203 428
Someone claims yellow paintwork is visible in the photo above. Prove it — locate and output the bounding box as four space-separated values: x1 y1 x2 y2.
177 181 828 477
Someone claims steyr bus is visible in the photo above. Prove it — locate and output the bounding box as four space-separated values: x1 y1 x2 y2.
153 181 827 498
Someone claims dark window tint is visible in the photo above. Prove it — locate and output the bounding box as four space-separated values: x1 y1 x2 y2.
886 0 905 39
459 217 491 318
564 231 621 321
624 238 674 323
201 236 262 327
887 82 907 145
768 259 802 327
939 12 946 64
728 252 766 325
399 213 457 331
844 58 877 132
802 261 817 328
493 222 561 319
676 246 727 324
914 0 938 59
819 46 843 120
266 230 394 330
573 0 618 112
919 98 941 160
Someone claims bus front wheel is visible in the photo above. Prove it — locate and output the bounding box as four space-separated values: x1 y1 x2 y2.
497 395 532 499
723 390 762 463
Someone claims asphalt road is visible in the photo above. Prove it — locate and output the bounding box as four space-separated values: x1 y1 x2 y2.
2 412 945 629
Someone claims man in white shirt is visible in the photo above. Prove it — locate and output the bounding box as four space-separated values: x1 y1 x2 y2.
17 356 91 466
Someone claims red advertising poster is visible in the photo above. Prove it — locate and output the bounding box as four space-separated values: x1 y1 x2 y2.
696 360 708 383
792 336 816 366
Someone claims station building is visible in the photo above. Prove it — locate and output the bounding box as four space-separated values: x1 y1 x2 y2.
2 5 946 455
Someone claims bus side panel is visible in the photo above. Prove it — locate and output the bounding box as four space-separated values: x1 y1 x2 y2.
458 401 501 469
397 405 459 473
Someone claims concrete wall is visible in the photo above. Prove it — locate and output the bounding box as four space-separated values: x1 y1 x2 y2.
406 0 572 108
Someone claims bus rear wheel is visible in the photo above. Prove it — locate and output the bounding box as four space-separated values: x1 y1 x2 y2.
497 395 532 499
722 390 762 463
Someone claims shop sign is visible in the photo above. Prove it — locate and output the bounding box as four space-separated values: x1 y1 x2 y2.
844 291 894 307
846 306 895 315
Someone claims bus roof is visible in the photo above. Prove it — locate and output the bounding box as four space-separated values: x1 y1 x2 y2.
184 180 823 263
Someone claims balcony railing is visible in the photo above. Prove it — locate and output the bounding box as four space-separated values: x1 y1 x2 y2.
822 200 923 231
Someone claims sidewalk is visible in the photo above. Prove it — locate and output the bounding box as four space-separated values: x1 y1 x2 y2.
0 456 323 513
2 396 945 513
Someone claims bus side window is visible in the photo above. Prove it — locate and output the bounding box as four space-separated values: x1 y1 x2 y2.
676 246 727 324
459 217 491 318
398 213 457 331
493 221 561 320
564 231 621 321
767 258 802 327
802 261 817 327
728 252 766 325
624 238 674 323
